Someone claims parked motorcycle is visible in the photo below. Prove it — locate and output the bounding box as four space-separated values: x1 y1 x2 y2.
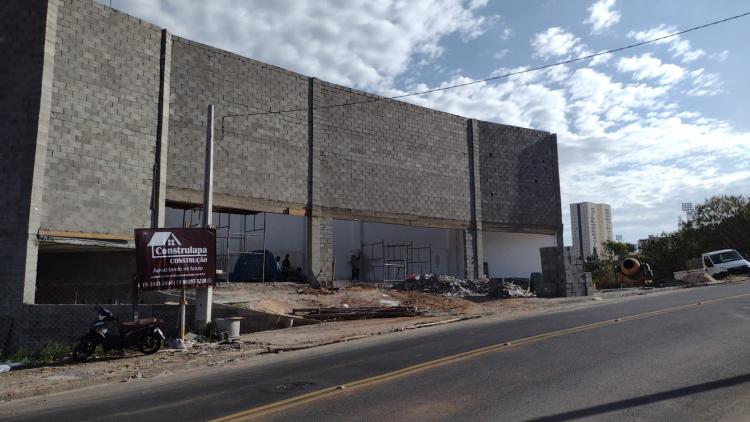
72 305 165 361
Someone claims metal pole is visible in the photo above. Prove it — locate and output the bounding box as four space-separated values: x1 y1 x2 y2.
180 288 186 340
195 104 214 331
331 258 336 289
262 213 267 283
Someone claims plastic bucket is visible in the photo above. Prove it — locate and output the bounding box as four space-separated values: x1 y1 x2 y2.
215 317 244 339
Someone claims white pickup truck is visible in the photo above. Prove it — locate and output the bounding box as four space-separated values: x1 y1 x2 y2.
702 249 750 277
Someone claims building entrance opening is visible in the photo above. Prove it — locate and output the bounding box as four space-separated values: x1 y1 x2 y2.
333 220 464 282
165 206 306 282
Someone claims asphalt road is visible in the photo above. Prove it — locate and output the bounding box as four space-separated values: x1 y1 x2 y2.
3 282 750 421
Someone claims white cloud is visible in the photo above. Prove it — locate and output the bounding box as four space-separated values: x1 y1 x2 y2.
104 0 491 90
531 27 587 59
500 28 512 40
617 54 686 85
584 0 620 32
493 49 510 60
710 50 729 63
628 25 706 63
589 51 612 66
686 68 723 97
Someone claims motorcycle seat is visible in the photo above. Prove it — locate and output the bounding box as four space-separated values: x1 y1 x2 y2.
120 318 158 331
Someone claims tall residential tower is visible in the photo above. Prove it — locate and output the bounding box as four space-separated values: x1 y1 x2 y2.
570 202 613 259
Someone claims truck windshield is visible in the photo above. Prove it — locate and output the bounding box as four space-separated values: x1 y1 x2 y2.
709 251 743 264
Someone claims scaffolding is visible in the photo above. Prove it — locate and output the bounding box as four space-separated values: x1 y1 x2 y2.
384 243 408 282
407 244 432 275
179 208 268 282
360 240 433 282
361 240 384 282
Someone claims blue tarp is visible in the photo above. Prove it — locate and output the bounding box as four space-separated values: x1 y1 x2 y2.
228 250 282 282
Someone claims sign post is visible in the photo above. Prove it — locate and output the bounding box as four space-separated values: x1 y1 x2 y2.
135 228 217 340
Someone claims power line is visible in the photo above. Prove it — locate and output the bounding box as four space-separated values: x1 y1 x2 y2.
221 11 749 122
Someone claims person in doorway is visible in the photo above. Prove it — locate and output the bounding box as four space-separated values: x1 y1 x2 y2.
275 256 282 273
349 252 361 281
282 254 292 280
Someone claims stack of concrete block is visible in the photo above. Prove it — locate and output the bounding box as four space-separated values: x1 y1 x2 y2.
539 246 593 297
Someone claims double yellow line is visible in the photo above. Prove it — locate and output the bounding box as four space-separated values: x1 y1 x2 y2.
212 292 750 421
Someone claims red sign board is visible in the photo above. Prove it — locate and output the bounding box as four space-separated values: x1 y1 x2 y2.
135 228 216 290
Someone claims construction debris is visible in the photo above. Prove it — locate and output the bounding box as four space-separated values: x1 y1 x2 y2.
297 287 338 295
391 274 488 297
499 280 534 298
292 306 422 321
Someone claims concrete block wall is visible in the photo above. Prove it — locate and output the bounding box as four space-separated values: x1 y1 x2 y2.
167 37 310 211
540 246 593 297
41 0 163 234
314 81 472 225
478 122 562 232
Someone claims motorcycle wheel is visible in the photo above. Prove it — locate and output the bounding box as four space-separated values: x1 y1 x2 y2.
72 336 97 361
139 333 162 355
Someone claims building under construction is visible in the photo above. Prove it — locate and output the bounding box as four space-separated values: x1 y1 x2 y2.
1 0 563 350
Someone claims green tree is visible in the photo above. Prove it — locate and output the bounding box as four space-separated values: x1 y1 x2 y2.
604 240 630 260
583 254 619 289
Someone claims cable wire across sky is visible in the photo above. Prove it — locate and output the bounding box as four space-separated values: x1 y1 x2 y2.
221 11 749 122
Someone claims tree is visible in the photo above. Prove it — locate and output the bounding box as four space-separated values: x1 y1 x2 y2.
640 195 750 281
689 195 749 229
603 240 631 260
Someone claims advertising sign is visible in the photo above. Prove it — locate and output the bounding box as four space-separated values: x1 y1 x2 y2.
135 228 216 290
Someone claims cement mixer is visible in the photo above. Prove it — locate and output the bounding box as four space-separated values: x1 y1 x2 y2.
616 258 654 287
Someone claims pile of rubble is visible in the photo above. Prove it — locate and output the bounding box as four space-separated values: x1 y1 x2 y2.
393 274 535 298
495 279 534 298
292 306 422 321
391 274 488 297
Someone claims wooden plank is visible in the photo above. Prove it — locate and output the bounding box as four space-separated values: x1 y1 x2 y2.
38 229 133 241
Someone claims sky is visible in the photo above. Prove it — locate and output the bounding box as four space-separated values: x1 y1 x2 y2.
103 0 750 245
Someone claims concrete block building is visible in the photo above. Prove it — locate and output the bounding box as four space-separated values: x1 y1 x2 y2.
1 0 563 350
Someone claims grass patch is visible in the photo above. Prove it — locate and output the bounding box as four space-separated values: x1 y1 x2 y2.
8 343 73 365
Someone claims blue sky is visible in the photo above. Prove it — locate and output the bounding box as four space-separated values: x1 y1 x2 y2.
105 0 750 245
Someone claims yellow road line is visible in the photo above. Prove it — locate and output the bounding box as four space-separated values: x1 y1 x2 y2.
211 292 750 422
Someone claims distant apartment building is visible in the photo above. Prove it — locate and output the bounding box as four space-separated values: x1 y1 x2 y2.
570 202 613 259
637 235 663 250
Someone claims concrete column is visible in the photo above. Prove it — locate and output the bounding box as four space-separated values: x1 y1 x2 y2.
306 216 334 285
304 77 335 285
151 29 172 228
0 0 59 354
548 133 564 249
22 0 60 305
465 119 485 279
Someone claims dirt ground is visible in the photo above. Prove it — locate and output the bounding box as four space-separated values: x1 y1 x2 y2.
0 282 710 403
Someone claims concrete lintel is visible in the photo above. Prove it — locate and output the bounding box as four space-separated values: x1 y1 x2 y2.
482 222 562 236
38 237 134 252
317 206 471 230
166 187 306 215
38 229 133 241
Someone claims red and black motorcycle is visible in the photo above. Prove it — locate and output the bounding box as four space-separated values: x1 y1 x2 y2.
72 305 165 361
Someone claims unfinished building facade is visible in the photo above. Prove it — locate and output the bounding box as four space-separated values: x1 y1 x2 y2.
1 0 563 350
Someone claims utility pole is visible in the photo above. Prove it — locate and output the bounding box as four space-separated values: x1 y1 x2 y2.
195 104 215 331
